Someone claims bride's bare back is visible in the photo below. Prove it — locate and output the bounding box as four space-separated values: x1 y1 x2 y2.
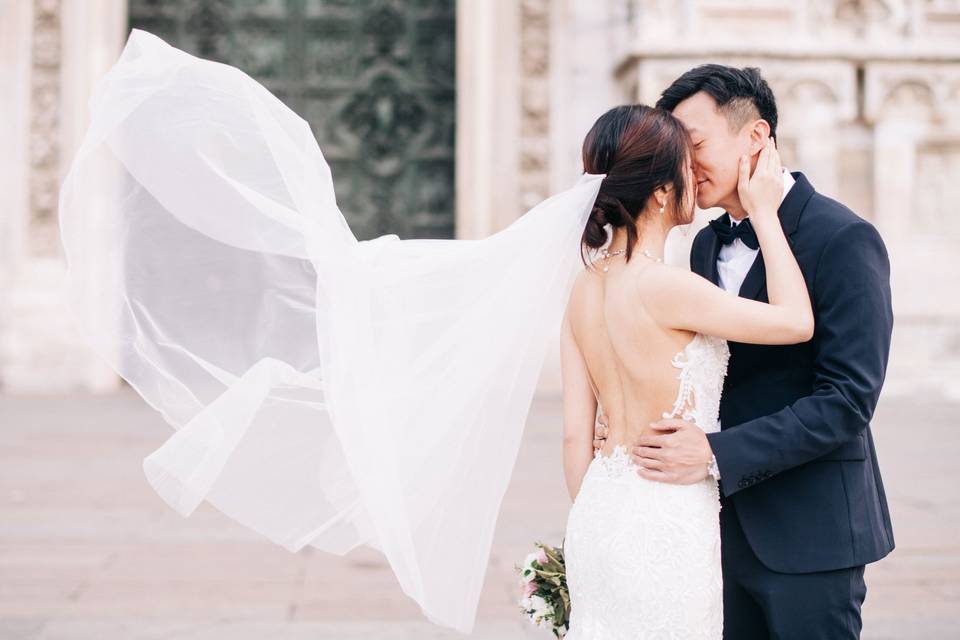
562 116 811 501
566 257 696 456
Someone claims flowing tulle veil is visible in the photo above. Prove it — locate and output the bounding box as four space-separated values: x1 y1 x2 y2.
57 29 604 633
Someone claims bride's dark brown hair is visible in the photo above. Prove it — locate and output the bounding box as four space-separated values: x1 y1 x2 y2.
580 104 694 265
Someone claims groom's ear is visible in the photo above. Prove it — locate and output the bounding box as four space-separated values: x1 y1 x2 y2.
746 119 772 156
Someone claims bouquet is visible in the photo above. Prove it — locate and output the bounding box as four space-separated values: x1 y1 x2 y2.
515 540 570 637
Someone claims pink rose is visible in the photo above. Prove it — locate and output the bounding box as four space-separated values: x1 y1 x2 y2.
536 547 549 565
524 580 537 597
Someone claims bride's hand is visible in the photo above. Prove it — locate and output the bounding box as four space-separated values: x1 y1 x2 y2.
737 136 782 224
593 414 608 452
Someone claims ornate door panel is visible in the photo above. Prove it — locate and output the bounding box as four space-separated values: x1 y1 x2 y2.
129 0 456 239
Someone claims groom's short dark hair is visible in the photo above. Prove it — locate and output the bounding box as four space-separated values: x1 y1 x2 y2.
656 64 778 139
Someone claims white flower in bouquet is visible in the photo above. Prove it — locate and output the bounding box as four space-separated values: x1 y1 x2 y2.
530 594 553 621
522 551 539 582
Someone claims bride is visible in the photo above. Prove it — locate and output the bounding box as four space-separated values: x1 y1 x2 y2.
560 106 812 638
58 29 810 637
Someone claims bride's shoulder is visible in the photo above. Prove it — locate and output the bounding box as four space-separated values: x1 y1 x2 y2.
572 264 596 289
569 265 599 302
632 264 721 326
634 262 710 299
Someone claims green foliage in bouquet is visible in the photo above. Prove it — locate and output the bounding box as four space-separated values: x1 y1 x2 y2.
514 539 570 637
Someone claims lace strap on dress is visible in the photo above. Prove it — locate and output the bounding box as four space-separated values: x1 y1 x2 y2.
663 334 699 422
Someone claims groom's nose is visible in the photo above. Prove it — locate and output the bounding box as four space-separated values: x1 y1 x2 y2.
689 155 704 175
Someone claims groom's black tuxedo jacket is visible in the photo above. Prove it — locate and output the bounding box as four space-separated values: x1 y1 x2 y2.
692 171 895 573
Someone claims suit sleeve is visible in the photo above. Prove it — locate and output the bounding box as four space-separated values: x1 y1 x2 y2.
705 220 894 497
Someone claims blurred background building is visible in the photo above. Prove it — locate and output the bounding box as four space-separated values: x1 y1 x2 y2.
2 3 958 637
1 0 958 399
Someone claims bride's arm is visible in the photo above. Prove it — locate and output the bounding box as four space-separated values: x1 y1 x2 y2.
560 306 597 502
644 138 813 345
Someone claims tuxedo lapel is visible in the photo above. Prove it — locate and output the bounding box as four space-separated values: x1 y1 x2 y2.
736 171 814 301
737 247 767 300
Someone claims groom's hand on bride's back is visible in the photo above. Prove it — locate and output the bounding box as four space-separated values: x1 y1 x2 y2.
631 419 713 484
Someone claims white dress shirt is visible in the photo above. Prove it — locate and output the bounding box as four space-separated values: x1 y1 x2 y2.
717 169 796 294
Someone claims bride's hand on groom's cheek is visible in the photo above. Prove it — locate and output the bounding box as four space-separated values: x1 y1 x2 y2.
593 415 609 452
631 419 713 484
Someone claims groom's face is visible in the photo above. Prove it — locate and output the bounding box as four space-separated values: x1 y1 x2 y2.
671 92 754 211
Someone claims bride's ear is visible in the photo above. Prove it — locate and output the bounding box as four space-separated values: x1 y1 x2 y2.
653 185 670 212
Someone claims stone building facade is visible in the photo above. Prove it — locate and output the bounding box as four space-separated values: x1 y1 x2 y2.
1 0 958 398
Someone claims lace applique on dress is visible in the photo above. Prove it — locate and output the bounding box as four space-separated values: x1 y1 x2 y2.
662 333 730 434
590 443 637 479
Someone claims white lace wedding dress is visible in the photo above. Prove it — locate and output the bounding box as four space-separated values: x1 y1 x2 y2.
563 332 730 639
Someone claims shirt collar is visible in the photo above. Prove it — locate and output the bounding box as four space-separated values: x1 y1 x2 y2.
730 167 795 226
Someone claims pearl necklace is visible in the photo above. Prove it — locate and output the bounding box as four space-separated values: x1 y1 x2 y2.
599 247 662 272
599 247 625 272
641 249 663 263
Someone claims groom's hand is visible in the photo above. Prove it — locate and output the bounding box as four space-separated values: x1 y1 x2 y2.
631 419 713 484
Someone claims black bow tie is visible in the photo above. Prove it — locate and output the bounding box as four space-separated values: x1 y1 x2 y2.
708 215 759 250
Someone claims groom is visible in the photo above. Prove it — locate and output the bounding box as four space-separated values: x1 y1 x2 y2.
596 65 895 638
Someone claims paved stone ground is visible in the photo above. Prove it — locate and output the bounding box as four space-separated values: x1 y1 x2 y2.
0 388 956 639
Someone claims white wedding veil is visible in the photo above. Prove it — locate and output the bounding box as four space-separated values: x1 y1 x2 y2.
57 29 603 633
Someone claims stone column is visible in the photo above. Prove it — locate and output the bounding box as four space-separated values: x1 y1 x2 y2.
57 0 129 392
0 1 32 280
779 79 844 199
0 0 127 392
866 66 960 399
548 0 632 193
455 0 521 240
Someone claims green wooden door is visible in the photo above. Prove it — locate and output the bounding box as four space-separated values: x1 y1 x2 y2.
129 0 456 239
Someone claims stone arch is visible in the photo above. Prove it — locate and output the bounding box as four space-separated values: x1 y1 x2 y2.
879 80 937 121
785 79 840 105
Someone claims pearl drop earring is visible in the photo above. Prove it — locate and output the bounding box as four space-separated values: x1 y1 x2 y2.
659 202 665 214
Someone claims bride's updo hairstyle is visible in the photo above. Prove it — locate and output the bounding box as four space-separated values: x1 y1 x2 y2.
581 104 694 265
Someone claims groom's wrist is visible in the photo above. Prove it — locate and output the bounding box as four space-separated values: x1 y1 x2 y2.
704 435 720 481
707 454 721 481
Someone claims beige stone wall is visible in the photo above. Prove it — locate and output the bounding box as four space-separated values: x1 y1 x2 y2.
2 0 956 399
538 0 960 399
